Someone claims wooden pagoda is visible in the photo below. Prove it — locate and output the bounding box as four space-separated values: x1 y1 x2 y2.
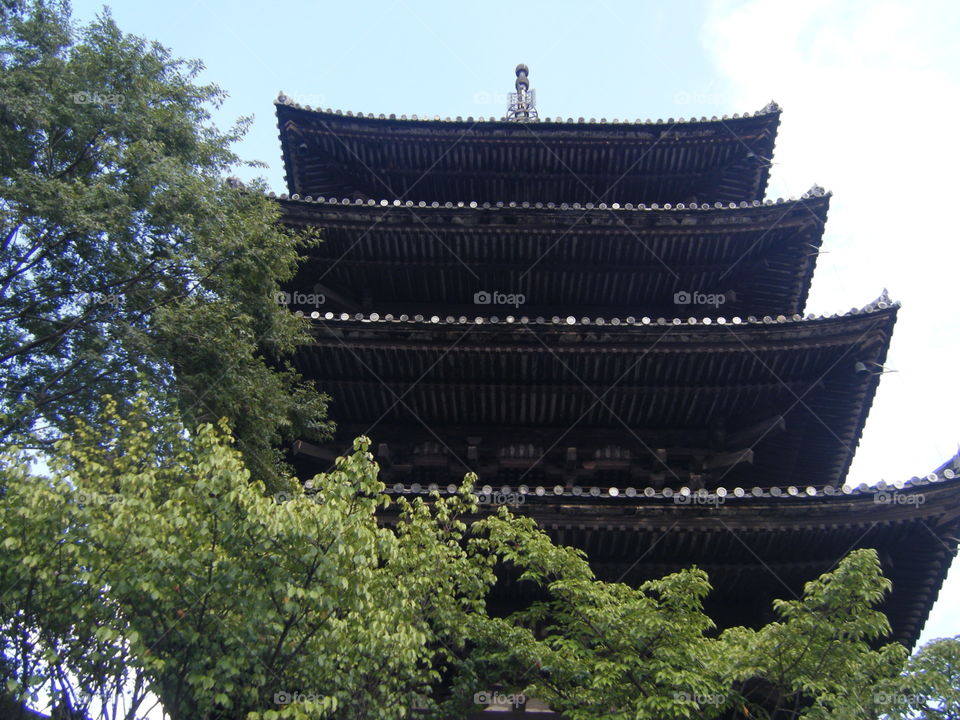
272 66 960 700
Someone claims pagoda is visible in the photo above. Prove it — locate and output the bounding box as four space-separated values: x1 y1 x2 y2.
272 65 960 681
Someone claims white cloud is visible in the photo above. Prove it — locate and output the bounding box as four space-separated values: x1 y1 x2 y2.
703 0 960 646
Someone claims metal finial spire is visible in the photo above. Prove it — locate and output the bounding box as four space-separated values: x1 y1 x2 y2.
507 64 538 121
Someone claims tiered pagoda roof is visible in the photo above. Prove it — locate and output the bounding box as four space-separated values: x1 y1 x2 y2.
291 301 896 492
387 454 960 649
274 67 959 652
276 97 780 204
278 190 829 318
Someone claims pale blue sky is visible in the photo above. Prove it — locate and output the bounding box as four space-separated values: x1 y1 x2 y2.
72 0 729 191
68 0 960 647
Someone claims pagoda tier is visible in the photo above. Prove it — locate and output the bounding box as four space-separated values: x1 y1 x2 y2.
380 454 960 649
291 301 896 492
276 99 780 205
277 189 828 318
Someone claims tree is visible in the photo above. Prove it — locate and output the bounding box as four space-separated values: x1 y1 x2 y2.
0 394 497 720
880 636 960 720
456 509 912 720
0 0 330 487
712 550 909 720
2 394 952 719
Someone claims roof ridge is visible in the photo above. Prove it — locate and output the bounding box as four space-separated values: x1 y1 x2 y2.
298 301 896 328
381 451 958 501
274 92 782 127
270 191 831 210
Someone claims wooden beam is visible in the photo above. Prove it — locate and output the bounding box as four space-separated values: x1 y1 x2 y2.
291 439 336 461
704 448 755 471
311 281 363 313
723 415 786 448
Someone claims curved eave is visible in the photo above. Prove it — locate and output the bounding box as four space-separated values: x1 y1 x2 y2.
301 294 893 329
276 101 781 204
278 191 829 316
274 186 828 214
384 455 958 508
296 303 897 489
275 95 781 128
380 455 960 648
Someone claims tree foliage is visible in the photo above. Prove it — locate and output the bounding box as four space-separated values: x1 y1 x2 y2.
460 510 914 720
0 0 330 487
1 395 957 719
0 395 496 719
880 636 960 720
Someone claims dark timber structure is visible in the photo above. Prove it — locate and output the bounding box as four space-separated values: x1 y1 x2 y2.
274 66 960 712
